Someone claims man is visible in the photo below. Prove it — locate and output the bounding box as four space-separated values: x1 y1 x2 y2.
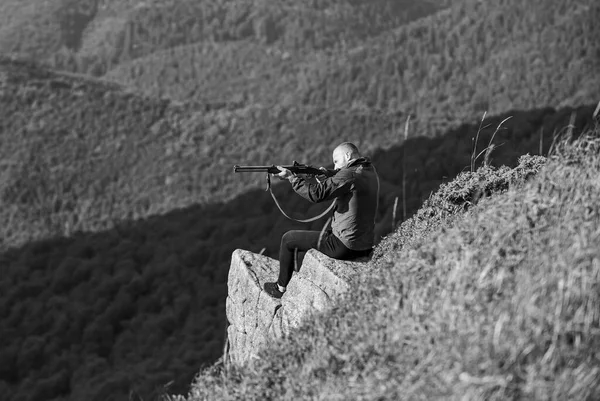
263 142 379 299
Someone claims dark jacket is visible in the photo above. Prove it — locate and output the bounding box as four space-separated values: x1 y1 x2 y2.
290 157 379 250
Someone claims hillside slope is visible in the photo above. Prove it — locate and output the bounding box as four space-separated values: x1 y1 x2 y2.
184 126 600 401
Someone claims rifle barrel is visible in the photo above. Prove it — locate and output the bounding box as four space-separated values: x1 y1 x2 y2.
233 164 333 176
233 165 275 173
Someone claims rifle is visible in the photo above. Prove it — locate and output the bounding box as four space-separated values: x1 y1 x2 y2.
233 161 336 190
234 161 335 177
233 161 337 223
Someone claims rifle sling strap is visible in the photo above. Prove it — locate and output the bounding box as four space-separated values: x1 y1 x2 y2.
267 174 335 223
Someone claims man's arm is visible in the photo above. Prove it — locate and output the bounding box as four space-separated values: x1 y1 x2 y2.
289 171 353 203
274 165 352 203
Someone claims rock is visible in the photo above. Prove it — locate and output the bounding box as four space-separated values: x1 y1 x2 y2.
226 249 281 366
226 248 369 366
272 250 367 336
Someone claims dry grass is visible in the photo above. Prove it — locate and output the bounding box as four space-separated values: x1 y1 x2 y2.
471 112 512 172
183 126 600 400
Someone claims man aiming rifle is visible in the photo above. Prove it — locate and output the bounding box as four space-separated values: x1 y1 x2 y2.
259 142 379 299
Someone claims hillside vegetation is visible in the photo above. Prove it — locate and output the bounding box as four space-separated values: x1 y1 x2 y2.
184 125 600 401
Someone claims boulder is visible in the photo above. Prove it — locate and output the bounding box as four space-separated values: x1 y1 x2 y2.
226 248 369 365
226 249 281 366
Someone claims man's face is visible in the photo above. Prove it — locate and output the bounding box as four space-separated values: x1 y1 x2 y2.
332 149 347 171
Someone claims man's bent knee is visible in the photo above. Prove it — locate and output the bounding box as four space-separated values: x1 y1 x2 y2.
281 230 296 248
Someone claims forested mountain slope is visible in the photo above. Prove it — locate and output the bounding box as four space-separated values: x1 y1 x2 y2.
294 0 599 119
0 0 445 76
105 0 599 158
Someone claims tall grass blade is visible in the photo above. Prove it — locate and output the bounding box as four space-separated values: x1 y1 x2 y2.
474 116 512 168
402 115 411 221
392 196 399 228
471 111 487 172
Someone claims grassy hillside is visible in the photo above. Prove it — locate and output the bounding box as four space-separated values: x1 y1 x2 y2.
183 125 600 401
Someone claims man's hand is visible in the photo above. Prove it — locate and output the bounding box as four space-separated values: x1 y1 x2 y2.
314 167 329 183
274 166 295 180
318 166 337 177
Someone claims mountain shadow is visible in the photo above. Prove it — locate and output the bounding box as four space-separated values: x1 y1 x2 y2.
0 104 595 401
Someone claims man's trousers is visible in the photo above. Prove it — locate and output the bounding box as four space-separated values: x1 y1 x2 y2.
278 230 372 287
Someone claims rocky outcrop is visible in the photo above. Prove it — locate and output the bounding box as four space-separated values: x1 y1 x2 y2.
226 249 369 365
225 250 281 366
